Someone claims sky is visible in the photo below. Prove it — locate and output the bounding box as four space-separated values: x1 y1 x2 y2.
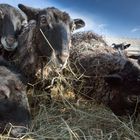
0 0 140 38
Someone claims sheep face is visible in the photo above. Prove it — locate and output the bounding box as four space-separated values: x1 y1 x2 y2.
0 4 27 51
0 63 30 137
105 61 140 95
18 4 85 69
105 60 140 115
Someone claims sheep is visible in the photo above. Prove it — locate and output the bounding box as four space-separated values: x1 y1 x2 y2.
69 31 140 116
112 43 131 50
0 4 27 57
10 4 85 84
0 57 30 137
111 43 131 56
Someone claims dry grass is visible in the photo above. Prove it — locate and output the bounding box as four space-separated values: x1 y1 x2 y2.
1 32 140 140
1 69 140 140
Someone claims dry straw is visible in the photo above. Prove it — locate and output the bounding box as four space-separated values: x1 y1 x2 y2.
2 31 140 139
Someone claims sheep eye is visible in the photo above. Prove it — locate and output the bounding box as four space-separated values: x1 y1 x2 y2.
40 15 47 24
0 91 8 100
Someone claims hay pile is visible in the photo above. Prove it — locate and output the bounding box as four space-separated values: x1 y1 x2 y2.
2 93 140 140
70 48 125 100
26 100 140 140
71 31 107 49
69 31 128 104
1 31 140 139
25 31 140 139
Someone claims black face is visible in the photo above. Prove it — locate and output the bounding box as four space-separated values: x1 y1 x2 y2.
105 60 140 115
0 4 26 51
37 9 71 67
105 61 140 96
18 4 85 69
0 99 30 136
119 61 140 96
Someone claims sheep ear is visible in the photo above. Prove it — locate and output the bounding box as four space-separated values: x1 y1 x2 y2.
0 9 4 19
104 74 123 86
0 85 10 99
18 4 40 21
72 18 85 30
124 44 131 50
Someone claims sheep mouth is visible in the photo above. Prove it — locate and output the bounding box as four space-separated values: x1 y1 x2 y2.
47 53 68 71
57 58 68 70
50 61 67 72
1 37 18 51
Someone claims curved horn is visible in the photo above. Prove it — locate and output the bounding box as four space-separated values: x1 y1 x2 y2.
18 4 40 21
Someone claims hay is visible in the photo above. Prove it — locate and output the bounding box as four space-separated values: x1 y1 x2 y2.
69 31 128 105
2 91 140 139
3 94 139 140
20 31 140 139
1 77 140 139
28 99 140 140
70 47 125 100
71 31 107 49
1 31 140 139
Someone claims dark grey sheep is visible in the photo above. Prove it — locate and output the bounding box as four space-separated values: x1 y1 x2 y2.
69 31 140 116
11 4 85 84
0 57 30 137
0 4 27 52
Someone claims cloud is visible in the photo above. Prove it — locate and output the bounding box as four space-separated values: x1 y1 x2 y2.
1 1 111 36
131 27 140 33
96 24 108 34
60 7 109 36
98 24 107 29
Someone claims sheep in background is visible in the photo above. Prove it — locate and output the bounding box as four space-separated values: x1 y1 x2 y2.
69 31 140 116
112 43 131 50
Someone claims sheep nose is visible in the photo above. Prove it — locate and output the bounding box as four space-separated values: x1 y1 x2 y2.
58 51 69 64
6 35 16 46
11 126 28 138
